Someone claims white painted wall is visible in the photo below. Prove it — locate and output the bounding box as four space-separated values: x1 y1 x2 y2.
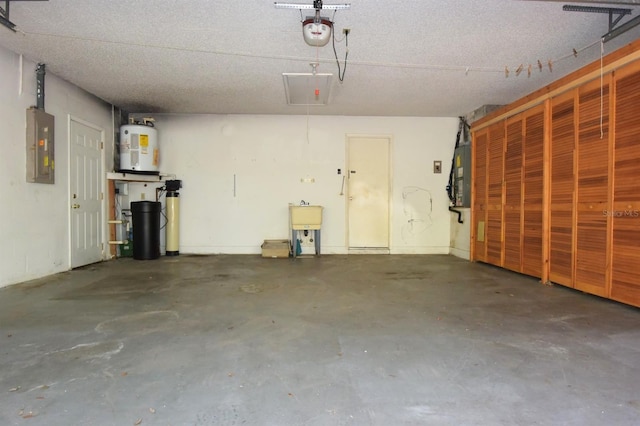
152 114 458 254
450 208 471 260
0 42 460 288
0 45 113 288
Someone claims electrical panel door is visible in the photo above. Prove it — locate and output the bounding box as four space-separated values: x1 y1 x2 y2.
26 107 55 184
454 144 471 207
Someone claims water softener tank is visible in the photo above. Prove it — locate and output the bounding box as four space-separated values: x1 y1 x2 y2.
120 123 159 174
165 180 182 256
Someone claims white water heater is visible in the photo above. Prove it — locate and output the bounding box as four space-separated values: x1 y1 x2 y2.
119 123 159 174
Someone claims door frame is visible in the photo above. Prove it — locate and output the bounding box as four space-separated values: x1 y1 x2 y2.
345 133 393 252
68 115 106 268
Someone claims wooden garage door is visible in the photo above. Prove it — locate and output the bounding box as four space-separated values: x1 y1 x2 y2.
549 92 576 287
503 116 523 272
611 66 640 307
473 129 488 262
486 121 505 266
522 106 545 278
575 78 610 297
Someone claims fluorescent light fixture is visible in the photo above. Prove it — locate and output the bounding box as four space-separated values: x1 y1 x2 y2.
283 73 333 106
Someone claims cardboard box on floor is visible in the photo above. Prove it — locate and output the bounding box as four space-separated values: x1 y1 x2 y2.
261 239 291 258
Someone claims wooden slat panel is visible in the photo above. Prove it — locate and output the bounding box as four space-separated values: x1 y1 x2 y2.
611 67 640 307
503 210 521 271
549 93 575 287
487 123 504 206
575 210 608 295
613 68 640 203
503 118 523 272
577 85 609 202
549 209 573 284
575 81 610 296
486 209 503 263
486 121 505 266
611 221 640 307
473 130 488 261
522 108 544 278
550 97 575 205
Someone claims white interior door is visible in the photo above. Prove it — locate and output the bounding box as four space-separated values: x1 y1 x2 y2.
347 136 391 250
70 119 104 268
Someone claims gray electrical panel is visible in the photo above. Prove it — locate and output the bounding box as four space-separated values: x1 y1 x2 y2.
453 144 471 207
26 107 55 184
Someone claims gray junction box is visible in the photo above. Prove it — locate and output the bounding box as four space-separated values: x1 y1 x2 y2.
453 144 471 208
26 107 55 184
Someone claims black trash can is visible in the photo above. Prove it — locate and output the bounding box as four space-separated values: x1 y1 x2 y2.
131 201 161 260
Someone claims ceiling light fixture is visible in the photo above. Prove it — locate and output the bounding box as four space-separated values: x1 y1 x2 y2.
302 16 333 47
283 63 333 106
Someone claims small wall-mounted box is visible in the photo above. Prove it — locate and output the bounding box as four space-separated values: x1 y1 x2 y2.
26 107 55 184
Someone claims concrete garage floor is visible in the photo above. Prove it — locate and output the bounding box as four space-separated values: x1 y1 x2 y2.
0 255 639 426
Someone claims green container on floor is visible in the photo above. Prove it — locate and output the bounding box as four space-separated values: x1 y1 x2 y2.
120 240 134 257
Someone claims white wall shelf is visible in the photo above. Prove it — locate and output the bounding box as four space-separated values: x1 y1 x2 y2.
107 172 169 182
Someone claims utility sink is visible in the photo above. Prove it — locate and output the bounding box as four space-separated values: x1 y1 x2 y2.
290 205 323 230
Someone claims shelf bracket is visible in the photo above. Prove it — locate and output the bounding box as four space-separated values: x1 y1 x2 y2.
1 0 49 32
562 4 639 43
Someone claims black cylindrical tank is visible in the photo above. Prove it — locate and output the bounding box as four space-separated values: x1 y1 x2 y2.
131 201 161 260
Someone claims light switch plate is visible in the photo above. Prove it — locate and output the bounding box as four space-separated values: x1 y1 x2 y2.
434 160 442 174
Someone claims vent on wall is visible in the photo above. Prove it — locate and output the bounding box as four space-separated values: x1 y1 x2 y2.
283 73 333 106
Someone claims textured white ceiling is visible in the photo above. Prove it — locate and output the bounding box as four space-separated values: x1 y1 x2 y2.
1 0 639 116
